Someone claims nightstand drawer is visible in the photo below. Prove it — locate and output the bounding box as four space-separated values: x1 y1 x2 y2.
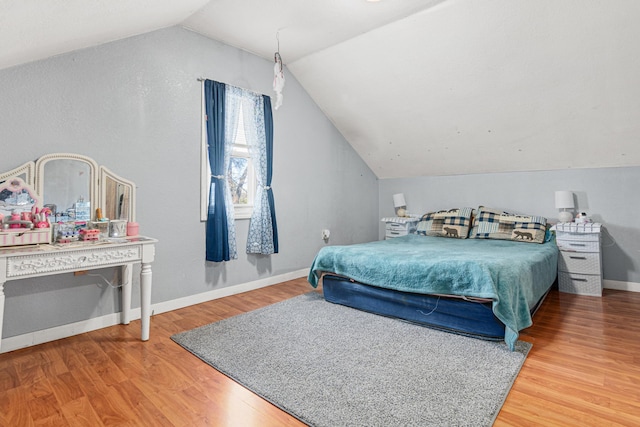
385 222 416 239
386 229 409 238
556 239 600 253
556 231 600 242
386 222 410 232
558 272 602 296
382 218 418 240
558 251 601 275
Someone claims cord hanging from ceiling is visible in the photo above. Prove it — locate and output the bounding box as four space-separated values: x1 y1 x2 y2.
273 31 285 110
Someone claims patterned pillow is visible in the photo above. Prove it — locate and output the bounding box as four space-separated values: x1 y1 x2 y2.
416 207 473 239
470 206 547 243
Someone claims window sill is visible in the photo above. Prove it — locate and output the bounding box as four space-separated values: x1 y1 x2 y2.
234 205 253 220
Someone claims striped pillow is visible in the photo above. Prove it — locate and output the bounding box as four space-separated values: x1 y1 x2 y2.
416 207 473 239
470 206 547 243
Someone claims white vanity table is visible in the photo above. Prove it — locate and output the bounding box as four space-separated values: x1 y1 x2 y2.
0 153 155 352
0 237 156 351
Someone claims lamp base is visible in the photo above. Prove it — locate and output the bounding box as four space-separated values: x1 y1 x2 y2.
558 211 573 223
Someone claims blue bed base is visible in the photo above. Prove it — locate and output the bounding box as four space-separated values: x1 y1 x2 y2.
322 275 537 340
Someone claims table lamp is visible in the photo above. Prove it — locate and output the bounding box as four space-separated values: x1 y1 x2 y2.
555 190 575 223
393 193 407 217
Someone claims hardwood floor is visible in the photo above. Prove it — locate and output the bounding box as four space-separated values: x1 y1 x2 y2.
1 278 639 426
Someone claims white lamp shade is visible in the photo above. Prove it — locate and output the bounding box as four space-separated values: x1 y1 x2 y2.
554 191 575 209
393 193 406 208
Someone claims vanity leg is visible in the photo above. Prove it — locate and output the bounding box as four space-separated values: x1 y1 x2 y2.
140 262 152 341
121 264 133 325
0 281 5 352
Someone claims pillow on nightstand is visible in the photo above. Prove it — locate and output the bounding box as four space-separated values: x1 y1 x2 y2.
416 207 473 239
470 206 547 243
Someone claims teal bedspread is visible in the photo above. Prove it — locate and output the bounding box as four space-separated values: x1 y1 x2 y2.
308 234 558 350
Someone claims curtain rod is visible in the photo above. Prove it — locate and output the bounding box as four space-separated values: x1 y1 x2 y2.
197 77 268 98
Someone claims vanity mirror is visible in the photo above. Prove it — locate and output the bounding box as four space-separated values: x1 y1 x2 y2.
0 153 136 223
100 166 135 223
36 153 97 222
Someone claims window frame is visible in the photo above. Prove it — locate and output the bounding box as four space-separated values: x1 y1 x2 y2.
200 88 256 221
227 141 255 220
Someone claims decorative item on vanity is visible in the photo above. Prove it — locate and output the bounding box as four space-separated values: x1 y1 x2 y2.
109 220 127 238
554 190 575 223
0 177 51 247
89 220 109 237
127 221 139 236
55 222 79 244
393 193 407 217
88 207 110 239
74 196 91 221
79 228 100 241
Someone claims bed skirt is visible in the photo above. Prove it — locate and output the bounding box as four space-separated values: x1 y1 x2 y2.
322 275 507 340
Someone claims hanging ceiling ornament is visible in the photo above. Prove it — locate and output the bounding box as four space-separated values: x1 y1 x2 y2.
273 32 285 110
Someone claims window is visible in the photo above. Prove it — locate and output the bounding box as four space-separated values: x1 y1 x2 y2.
226 108 255 219
201 94 255 221
201 79 278 259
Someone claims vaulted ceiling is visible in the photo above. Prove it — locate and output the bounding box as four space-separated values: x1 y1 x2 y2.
2 0 639 179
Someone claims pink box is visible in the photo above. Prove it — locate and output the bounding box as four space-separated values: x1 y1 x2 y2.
0 228 51 247
127 222 139 236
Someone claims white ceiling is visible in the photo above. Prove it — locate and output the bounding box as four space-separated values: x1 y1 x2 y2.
2 0 639 179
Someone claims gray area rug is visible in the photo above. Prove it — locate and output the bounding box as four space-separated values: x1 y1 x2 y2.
171 292 531 426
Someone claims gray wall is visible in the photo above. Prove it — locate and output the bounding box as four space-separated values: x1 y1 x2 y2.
379 167 640 284
0 26 379 338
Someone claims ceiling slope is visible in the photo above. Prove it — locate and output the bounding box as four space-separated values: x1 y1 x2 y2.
287 0 640 178
0 0 209 70
181 0 445 62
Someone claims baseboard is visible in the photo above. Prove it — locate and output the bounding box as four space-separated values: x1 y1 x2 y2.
0 268 309 354
604 279 640 293
150 268 309 316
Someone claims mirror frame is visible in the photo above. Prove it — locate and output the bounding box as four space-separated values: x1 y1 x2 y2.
0 161 35 187
99 166 136 223
35 153 98 220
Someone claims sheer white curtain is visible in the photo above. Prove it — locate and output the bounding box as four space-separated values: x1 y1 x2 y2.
245 94 277 254
218 85 248 260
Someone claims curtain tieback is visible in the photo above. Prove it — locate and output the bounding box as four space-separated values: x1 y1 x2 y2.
263 185 271 190
211 174 225 179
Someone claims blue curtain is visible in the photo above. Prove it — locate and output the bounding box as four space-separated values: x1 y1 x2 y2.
246 95 278 254
204 80 237 261
263 95 278 253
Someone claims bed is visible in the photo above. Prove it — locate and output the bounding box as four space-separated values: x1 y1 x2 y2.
308 207 559 350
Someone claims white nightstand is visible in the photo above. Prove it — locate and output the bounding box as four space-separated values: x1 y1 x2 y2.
381 217 419 239
554 223 603 296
